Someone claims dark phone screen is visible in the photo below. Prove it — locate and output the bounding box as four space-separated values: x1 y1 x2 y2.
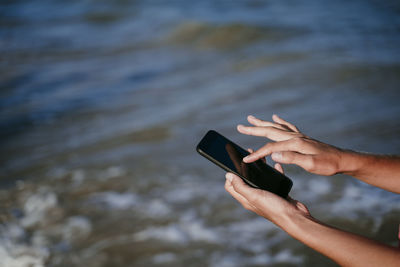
198 131 292 197
204 134 250 174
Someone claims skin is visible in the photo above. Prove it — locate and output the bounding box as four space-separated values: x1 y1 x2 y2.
238 114 400 193
224 115 400 266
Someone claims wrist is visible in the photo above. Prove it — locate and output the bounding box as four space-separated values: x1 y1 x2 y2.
277 205 316 236
337 149 364 175
280 210 318 239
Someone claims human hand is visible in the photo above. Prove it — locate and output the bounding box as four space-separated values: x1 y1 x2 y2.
224 164 310 229
237 114 346 176
226 168 400 267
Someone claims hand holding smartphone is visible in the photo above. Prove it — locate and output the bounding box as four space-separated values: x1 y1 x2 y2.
196 130 293 198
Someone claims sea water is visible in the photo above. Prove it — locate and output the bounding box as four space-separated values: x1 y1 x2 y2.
1 0 400 266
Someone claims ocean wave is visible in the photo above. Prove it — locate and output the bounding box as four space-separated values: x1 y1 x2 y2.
166 21 306 49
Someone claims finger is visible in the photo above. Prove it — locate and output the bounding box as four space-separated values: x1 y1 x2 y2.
227 173 258 202
271 151 314 171
225 174 252 208
243 138 305 163
247 148 266 163
237 125 295 141
229 173 281 205
272 114 299 132
247 115 286 130
225 178 250 205
274 163 284 174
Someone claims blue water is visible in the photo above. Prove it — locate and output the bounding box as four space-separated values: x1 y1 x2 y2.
1 0 400 266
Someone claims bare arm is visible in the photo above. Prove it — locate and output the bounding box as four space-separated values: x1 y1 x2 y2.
340 152 400 193
225 173 400 267
238 114 400 193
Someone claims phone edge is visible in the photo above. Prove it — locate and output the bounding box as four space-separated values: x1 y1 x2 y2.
196 147 260 189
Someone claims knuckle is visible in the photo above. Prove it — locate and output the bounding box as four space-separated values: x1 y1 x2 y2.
232 181 243 193
284 151 294 161
326 162 338 175
262 126 273 136
261 142 272 154
307 157 316 171
292 137 303 146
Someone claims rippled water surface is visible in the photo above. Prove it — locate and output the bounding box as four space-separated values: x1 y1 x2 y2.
1 0 400 266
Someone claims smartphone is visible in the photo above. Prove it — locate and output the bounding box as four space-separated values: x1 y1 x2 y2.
196 130 293 198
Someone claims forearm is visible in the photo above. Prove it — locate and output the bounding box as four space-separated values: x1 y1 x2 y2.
282 213 400 267
340 151 400 193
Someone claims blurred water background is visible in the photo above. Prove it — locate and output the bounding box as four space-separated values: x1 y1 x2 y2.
1 0 400 266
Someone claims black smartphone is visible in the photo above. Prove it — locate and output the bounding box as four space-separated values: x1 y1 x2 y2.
196 130 293 198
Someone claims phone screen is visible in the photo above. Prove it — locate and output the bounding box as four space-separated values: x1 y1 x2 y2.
197 130 292 198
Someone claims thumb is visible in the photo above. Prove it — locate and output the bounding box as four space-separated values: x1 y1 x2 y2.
271 151 313 170
226 173 256 199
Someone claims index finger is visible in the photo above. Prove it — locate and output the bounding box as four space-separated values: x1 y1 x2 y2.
243 138 306 163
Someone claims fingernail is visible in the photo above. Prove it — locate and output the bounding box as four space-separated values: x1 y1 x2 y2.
248 115 255 119
225 173 234 182
237 124 245 130
243 156 251 162
271 152 282 161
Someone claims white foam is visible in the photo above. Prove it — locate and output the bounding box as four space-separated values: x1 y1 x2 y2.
165 184 201 203
0 247 45 267
250 250 302 265
274 249 302 263
0 224 49 267
134 217 219 244
6 225 25 242
88 191 138 209
134 224 188 244
100 166 126 180
210 253 241 267
144 199 172 218
71 169 85 184
21 189 58 228
181 220 219 243
227 217 276 239
62 216 92 243
152 252 176 264
333 183 377 214
309 178 332 195
87 191 174 220
330 181 399 225
250 254 272 265
210 249 302 267
222 218 273 254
